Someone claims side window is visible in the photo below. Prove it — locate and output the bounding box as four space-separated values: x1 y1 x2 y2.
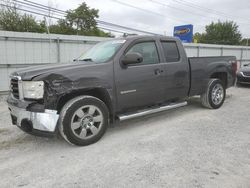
161 41 180 62
126 42 159 65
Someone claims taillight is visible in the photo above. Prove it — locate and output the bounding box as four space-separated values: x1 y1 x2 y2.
231 60 240 77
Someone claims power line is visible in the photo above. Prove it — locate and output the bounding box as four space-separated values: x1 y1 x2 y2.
149 0 210 19
0 3 62 19
11 1 64 18
6 0 250 37
23 0 66 14
173 0 250 24
97 20 159 35
20 0 159 35
7 0 161 35
110 0 250 37
147 0 215 29
111 0 196 25
13 0 65 16
175 0 236 18
148 0 250 30
97 26 130 34
112 0 164 17
0 3 133 35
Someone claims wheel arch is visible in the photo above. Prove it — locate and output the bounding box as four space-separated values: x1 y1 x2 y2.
210 72 228 88
56 87 113 120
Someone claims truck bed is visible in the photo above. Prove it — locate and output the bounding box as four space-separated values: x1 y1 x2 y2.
188 56 236 96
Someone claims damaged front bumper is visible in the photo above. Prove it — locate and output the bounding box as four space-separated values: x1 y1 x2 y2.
8 101 59 137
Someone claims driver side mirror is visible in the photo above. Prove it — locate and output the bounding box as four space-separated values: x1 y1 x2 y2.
122 52 143 65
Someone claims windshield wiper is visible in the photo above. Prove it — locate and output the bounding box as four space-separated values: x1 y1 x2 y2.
73 58 93 62
77 58 93 62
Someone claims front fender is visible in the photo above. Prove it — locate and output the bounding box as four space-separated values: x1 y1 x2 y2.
37 73 113 110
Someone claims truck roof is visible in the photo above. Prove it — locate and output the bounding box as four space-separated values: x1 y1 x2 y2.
118 35 180 42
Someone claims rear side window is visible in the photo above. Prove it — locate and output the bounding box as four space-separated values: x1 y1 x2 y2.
161 41 180 62
126 42 159 65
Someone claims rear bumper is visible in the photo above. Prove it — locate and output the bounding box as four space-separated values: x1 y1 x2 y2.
8 104 59 137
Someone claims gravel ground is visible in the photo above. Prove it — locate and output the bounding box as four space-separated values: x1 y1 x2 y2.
0 86 249 188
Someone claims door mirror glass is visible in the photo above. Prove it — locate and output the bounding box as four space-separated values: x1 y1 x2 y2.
122 52 143 65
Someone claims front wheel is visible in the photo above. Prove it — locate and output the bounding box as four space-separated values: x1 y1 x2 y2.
58 96 109 146
200 79 226 109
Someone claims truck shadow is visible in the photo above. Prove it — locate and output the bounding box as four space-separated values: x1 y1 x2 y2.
0 97 212 149
107 97 204 134
236 84 250 89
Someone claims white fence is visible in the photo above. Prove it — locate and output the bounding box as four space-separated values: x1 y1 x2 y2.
184 43 250 63
1 31 250 92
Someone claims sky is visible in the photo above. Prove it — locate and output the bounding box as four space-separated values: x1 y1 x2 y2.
35 0 250 37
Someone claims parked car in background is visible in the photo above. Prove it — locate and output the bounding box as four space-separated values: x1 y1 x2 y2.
7 35 238 146
237 63 250 85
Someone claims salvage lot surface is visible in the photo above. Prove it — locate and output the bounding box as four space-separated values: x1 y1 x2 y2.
0 86 250 188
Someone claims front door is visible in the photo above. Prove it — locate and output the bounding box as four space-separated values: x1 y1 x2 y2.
114 40 166 112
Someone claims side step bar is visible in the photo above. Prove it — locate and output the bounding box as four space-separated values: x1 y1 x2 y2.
118 101 187 121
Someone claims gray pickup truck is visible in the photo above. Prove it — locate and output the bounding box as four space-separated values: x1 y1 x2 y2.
7 35 238 146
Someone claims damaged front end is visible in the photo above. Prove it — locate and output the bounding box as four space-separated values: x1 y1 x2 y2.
7 75 59 137
8 103 59 137
7 61 114 138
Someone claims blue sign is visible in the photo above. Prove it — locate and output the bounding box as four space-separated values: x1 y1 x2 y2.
174 24 193 43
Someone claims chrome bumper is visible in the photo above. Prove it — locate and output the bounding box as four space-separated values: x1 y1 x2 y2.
8 104 59 132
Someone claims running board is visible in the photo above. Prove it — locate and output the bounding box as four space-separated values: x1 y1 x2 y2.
118 101 187 121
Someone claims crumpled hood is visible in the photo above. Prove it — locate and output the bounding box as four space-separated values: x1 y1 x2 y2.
11 62 94 80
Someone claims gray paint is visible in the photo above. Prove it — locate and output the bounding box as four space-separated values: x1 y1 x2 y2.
1 31 250 92
188 56 236 95
7 35 236 120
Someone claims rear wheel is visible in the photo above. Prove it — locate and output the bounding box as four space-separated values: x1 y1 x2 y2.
201 79 226 109
58 96 109 146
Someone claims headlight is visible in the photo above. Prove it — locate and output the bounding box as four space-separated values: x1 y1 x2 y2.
22 81 44 99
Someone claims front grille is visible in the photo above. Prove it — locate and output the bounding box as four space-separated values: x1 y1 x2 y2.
10 78 19 99
243 71 250 77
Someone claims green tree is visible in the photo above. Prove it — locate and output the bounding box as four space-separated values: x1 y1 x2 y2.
193 32 206 43
0 2 46 32
49 19 76 35
0 2 20 31
66 2 98 34
62 2 111 37
0 1 112 37
197 21 242 45
241 38 250 46
20 14 46 33
49 2 112 37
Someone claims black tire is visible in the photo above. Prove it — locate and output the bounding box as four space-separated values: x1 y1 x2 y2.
58 96 109 146
200 79 226 109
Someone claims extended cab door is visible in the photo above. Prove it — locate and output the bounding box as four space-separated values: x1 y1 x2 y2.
159 39 190 100
114 39 167 112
